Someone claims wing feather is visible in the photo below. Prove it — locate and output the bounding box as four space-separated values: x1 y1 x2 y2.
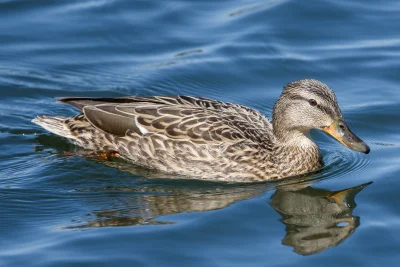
61 96 273 146
82 106 142 136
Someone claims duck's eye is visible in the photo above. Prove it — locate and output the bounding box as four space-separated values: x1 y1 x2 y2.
308 99 317 106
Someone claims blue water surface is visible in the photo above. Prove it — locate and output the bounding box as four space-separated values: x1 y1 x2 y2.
1 0 400 266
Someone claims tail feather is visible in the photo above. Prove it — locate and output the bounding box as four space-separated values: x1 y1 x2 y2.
32 116 75 139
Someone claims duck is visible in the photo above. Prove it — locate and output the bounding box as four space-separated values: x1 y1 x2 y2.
32 79 370 182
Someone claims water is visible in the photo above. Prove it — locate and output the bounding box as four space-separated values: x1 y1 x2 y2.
1 0 399 266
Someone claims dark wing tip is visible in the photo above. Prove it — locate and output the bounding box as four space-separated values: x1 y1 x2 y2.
57 97 92 110
57 97 135 110
57 96 168 111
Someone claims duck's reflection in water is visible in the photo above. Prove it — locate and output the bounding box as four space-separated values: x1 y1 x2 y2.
72 184 266 227
64 161 370 256
270 182 371 255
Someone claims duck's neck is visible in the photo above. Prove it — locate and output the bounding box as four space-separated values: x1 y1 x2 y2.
274 128 317 150
271 127 322 177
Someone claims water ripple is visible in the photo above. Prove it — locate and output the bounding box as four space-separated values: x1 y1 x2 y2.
1 0 400 265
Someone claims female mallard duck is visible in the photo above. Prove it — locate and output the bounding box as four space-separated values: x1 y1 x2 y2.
32 79 369 182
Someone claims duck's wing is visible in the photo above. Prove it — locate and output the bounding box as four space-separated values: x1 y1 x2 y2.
59 96 273 145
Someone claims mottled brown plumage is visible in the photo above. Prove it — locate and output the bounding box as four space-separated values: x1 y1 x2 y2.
32 79 369 182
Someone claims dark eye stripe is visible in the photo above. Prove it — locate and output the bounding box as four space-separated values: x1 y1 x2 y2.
316 103 336 118
285 94 337 117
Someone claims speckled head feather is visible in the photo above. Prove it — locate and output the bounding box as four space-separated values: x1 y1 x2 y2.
283 79 342 117
273 79 344 141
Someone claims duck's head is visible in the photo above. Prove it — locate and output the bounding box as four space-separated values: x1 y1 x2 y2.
273 79 370 154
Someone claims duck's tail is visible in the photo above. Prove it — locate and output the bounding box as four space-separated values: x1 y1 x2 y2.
32 116 75 139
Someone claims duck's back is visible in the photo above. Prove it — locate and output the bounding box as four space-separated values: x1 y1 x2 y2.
34 96 276 181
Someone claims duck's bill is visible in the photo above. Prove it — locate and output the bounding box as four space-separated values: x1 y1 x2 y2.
326 181 372 206
322 120 370 154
